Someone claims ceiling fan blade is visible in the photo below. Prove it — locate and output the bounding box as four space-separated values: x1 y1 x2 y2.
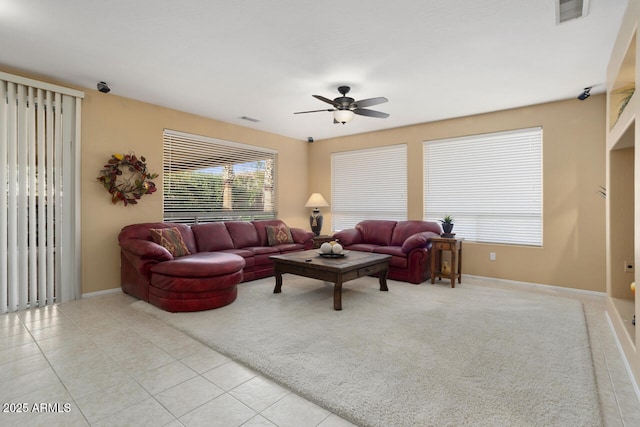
313 94 339 106
353 97 388 108
353 108 389 118
294 108 335 114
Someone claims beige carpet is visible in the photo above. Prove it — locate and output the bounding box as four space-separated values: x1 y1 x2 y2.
135 275 603 426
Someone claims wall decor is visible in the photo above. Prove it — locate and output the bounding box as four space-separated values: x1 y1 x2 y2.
97 152 158 205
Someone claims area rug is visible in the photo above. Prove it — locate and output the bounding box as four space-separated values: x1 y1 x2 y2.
134 276 602 426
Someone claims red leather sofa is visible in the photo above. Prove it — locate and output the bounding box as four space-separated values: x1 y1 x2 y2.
118 219 314 312
333 220 442 284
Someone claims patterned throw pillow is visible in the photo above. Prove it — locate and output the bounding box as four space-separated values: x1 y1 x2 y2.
266 224 294 246
150 227 191 257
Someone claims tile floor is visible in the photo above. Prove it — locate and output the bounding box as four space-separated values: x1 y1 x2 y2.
0 276 639 426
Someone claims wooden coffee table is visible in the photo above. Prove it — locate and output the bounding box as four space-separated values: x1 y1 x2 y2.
270 249 392 310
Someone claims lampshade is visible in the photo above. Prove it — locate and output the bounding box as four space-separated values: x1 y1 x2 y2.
305 193 329 208
333 109 355 124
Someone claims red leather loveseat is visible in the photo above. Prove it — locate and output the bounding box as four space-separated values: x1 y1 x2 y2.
118 219 314 312
333 220 442 284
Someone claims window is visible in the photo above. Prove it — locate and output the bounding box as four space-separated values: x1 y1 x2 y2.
423 127 542 246
331 144 407 231
163 130 277 223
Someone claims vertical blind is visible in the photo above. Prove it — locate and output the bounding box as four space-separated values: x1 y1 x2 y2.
423 127 542 246
163 129 278 223
331 144 407 231
1 71 83 313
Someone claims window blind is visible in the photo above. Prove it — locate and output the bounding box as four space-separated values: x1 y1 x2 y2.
163 130 277 223
423 127 542 246
331 144 407 231
1 71 83 313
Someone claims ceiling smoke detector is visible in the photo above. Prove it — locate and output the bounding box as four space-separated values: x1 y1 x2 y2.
556 0 589 24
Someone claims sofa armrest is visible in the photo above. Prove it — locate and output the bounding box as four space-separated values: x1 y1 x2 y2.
290 227 315 245
401 231 441 254
120 239 174 261
333 228 362 246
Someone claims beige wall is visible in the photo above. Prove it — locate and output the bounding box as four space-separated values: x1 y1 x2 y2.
80 91 309 294
309 96 607 292
608 146 635 298
2 66 607 294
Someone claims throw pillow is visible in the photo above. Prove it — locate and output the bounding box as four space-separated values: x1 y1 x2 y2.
266 224 294 246
150 227 191 257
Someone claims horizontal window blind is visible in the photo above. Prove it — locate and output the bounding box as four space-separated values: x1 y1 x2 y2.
424 127 542 246
332 144 407 231
163 130 277 223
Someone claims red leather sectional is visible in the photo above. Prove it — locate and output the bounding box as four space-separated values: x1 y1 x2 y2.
118 220 314 312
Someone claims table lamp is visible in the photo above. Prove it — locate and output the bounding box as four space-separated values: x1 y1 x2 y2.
305 193 329 236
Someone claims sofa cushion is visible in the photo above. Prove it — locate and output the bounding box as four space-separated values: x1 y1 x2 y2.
266 224 294 245
391 221 442 246
245 246 280 255
275 243 306 253
192 222 235 252
150 227 191 257
218 249 256 268
150 252 245 277
373 246 406 257
356 220 397 246
373 246 408 268
226 221 261 248
345 243 379 252
253 252 279 266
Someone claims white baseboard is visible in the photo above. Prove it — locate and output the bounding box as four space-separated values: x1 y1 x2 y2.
81 287 122 298
464 274 606 297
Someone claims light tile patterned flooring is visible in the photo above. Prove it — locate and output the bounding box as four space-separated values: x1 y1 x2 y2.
0 277 639 426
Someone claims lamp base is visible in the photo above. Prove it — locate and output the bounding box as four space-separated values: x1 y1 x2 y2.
310 210 323 236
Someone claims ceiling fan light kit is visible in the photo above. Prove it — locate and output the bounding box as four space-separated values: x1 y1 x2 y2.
334 109 355 124
295 86 389 124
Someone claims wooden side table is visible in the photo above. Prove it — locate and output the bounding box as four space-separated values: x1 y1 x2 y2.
430 236 464 288
312 235 334 249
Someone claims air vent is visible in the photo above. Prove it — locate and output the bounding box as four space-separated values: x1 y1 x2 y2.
556 0 589 24
240 116 260 123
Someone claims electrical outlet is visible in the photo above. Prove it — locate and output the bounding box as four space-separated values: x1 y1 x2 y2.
490 252 496 261
625 261 634 272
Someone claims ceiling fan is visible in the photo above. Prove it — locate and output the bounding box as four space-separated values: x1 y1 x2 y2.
294 86 389 124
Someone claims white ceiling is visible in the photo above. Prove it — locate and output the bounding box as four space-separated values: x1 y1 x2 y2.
0 0 628 141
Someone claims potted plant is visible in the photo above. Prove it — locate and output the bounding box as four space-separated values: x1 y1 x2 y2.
440 215 454 236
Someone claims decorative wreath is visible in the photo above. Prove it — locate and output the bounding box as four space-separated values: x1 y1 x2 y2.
97 152 158 206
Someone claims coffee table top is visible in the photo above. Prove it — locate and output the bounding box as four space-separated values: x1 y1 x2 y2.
270 249 391 273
